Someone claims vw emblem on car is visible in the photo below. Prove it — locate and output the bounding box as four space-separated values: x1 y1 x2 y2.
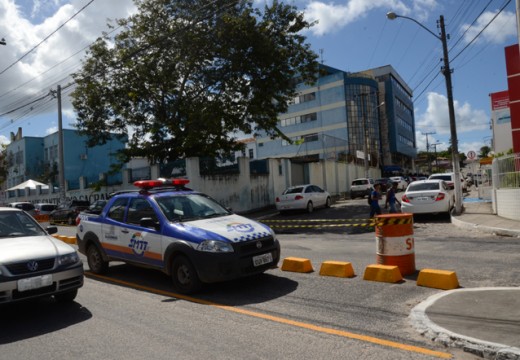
26 260 39 272
256 241 263 249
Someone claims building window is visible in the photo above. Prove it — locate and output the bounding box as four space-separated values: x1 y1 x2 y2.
304 133 319 142
281 133 319 146
248 149 254 159
289 92 316 105
280 112 317 127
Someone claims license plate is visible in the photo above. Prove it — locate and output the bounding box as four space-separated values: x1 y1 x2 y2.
17 274 53 292
253 252 273 267
417 197 430 201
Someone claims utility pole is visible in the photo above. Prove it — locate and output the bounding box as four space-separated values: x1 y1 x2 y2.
57 85 66 204
439 15 463 215
431 142 442 173
422 131 436 175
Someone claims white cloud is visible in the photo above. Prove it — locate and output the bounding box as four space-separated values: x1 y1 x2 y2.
303 0 437 36
461 10 517 45
46 126 58 134
0 0 136 137
416 92 489 136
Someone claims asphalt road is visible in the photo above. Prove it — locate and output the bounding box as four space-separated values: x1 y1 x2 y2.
1 199 518 359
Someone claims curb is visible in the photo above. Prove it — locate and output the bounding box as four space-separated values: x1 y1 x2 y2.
409 288 520 360
451 215 520 237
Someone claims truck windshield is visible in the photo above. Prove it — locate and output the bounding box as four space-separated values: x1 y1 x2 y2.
155 194 231 222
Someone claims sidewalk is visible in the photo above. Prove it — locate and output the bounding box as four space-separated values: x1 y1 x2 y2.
451 199 520 238
411 195 520 359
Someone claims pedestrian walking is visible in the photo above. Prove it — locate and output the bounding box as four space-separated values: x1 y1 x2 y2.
385 182 401 213
369 183 382 218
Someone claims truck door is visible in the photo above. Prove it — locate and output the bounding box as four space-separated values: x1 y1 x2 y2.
121 198 163 268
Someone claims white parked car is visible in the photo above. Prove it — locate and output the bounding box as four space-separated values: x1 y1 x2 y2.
390 176 408 191
276 184 331 213
350 178 374 199
401 180 453 215
0 208 84 304
428 172 467 192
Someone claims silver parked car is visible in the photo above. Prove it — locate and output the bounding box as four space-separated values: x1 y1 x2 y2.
0 208 84 304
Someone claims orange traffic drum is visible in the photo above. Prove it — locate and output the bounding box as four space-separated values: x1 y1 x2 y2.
374 213 415 276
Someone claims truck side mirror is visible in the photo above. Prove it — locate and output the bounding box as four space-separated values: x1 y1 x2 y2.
140 217 160 231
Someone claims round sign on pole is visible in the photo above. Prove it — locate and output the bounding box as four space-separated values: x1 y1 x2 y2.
467 150 476 160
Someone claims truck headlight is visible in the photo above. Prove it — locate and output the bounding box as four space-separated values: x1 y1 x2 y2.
197 240 234 253
58 252 80 266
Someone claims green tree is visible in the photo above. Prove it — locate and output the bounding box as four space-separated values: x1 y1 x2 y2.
479 145 491 158
0 145 9 185
71 0 319 163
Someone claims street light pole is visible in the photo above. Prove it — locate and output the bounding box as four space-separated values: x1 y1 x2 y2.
387 12 463 215
362 94 370 179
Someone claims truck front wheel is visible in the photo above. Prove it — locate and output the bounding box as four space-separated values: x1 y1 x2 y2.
87 244 109 274
171 255 201 294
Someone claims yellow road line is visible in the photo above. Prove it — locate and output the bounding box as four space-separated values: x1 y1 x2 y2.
269 223 374 228
86 272 452 359
263 219 372 222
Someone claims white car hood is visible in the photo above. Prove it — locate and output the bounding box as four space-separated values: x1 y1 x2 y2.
0 235 74 263
182 214 272 243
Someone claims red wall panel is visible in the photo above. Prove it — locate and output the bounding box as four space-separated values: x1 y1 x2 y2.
505 44 520 153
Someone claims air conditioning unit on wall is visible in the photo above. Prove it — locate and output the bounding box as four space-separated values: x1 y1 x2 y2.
79 154 88 160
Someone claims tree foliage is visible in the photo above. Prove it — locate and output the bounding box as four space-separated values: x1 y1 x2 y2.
71 0 319 163
479 145 491 158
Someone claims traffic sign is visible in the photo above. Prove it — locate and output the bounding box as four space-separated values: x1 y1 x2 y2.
467 150 476 160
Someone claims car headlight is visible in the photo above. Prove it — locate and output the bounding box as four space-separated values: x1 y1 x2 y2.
58 252 80 266
196 240 234 253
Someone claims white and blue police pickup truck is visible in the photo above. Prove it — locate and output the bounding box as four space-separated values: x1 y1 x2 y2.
76 179 280 293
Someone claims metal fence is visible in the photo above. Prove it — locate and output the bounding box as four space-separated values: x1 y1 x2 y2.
493 153 520 189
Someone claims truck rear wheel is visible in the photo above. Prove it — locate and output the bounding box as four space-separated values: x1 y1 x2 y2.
171 255 201 294
87 244 109 274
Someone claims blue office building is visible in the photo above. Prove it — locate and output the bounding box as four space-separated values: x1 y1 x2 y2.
358 65 416 174
256 65 382 168
256 64 416 174
6 127 127 189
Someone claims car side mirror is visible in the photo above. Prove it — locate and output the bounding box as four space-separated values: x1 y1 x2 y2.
140 217 160 231
46 226 58 235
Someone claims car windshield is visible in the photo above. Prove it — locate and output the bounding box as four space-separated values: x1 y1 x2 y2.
352 180 366 186
283 187 304 194
155 194 231 222
430 175 451 181
0 211 46 238
409 183 441 191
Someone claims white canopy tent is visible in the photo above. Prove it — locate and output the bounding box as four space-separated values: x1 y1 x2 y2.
7 179 49 191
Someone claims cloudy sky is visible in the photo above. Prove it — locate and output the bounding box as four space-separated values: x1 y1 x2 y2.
0 0 517 156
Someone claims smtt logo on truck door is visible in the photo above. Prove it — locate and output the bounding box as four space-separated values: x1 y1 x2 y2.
128 232 148 256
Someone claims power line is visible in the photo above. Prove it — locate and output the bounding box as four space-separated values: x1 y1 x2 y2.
0 0 95 76
450 0 513 63
0 0 240 131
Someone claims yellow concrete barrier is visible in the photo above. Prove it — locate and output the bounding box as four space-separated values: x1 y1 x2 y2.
319 261 355 278
417 269 459 290
281 257 314 273
52 234 76 245
363 264 403 283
